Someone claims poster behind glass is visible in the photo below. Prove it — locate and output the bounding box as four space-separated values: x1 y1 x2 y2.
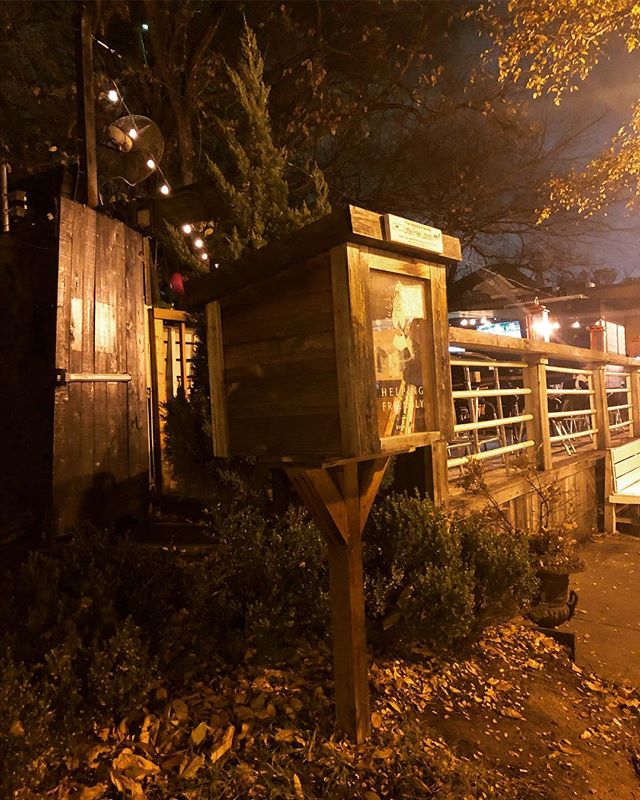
371 271 427 438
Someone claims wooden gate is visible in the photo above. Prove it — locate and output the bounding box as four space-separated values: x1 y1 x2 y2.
52 198 149 532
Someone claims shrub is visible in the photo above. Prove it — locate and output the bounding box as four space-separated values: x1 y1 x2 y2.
364 493 536 651
185 506 330 660
364 494 476 649
457 510 537 621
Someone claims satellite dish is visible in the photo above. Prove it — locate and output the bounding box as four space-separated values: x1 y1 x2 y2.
98 114 164 186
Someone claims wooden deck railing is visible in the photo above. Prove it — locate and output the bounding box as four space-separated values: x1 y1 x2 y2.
442 327 640 493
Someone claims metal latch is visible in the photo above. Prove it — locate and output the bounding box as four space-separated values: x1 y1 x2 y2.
55 368 132 386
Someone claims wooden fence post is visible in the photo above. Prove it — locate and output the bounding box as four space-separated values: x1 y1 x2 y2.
591 366 612 451
523 357 553 471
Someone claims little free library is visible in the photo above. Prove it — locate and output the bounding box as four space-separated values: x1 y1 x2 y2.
187 205 461 742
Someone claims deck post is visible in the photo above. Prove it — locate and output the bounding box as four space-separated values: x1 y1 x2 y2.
630 369 640 440
591 366 612 451
524 357 553 471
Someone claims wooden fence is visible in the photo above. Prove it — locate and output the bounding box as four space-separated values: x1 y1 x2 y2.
435 326 640 537
148 308 197 492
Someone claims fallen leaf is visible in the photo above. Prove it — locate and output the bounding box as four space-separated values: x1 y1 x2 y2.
293 772 304 799
172 698 189 721
77 785 108 800
190 721 208 746
372 747 394 760
371 712 383 729
557 741 582 757
274 728 296 742
500 707 525 720
112 750 160 779
211 725 235 764
180 754 205 779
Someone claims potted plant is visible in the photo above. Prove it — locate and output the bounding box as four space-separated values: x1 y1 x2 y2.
526 521 584 628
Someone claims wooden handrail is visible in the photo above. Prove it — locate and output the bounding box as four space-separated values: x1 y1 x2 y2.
449 326 640 368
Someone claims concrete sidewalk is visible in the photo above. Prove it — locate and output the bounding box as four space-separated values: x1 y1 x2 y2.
571 533 640 685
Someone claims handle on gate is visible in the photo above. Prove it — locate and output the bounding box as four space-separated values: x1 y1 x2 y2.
55 369 132 386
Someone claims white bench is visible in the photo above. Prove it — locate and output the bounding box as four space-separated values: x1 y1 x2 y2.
606 439 640 533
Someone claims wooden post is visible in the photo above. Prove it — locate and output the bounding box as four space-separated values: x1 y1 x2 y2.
77 4 98 208
591 366 612 451
523 357 553 471
429 440 449 506
630 369 640 440
287 458 389 742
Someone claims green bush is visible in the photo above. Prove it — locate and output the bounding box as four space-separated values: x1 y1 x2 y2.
364 493 536 651
457 511 537 620
185 506 330 660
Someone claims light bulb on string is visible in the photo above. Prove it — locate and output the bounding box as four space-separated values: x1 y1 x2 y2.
200 253 209 261
128 128 138 140
146 158 156 170
194 238 204 249
160 184 170 195
181 224 192 234
107 89 119 103
142 23 149 31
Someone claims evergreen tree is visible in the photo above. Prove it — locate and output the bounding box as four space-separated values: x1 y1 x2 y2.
164 22 329 498
206 21 330 263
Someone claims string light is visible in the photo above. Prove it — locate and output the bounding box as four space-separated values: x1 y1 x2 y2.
128 128 138 140
552 321 561 330
572 320 581 329
146 158 156 169
181 224 192 234
460 319 468 327
214 263 220 269
160 184 170 195
194 237 204 248
141 23 149 31
107 89 119 102
200 253 209 261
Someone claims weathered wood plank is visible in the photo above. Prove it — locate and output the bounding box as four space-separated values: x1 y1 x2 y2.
428 263 455 439
226 373 339 418
331 244 378 457
51 199 76 530
222 289 334 346
206 302 230 457
124 226 149 499
450 325 638 368
228 413 341 459
348 205 462 261
224 331 336 382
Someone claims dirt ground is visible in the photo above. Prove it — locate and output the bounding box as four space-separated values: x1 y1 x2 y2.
411 625 640 799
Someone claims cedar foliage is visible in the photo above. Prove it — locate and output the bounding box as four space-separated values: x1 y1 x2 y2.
205 22 330 262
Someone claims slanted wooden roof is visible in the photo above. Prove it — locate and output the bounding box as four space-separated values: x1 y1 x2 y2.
186 205 461 307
